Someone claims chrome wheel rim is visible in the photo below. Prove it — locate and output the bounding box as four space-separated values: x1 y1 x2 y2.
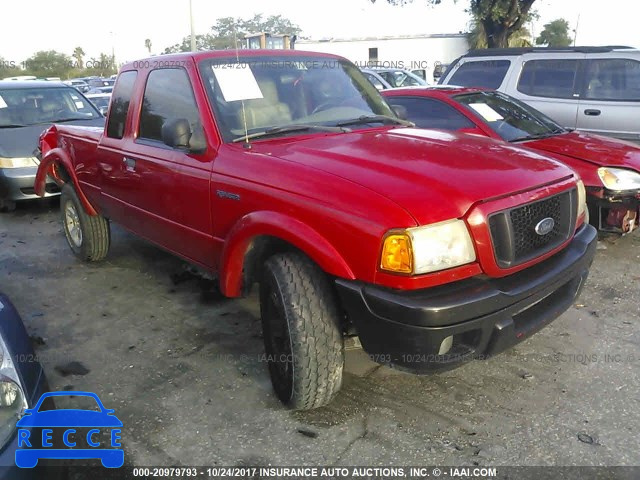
64 202 82 247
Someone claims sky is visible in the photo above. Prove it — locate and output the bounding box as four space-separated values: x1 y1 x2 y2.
1 0 638 64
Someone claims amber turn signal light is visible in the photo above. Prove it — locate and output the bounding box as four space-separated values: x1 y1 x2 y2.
380 233 413 274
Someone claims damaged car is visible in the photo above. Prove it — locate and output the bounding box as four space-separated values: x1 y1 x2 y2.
383 86 640 233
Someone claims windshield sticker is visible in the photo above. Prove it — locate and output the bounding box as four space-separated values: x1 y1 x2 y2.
211 64 263 102
469 103 504 122
75 101 85 109
0 95 6 108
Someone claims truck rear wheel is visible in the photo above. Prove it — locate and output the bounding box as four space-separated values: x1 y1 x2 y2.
260 252 344 410
61 183 110 261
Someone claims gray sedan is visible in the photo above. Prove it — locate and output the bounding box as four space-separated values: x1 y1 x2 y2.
0 81 104 211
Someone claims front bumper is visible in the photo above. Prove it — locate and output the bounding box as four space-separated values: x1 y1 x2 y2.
336 224 597 373
0 167 60 202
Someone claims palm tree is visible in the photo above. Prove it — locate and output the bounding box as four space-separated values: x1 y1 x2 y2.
145 39 152 54
73 47 85 69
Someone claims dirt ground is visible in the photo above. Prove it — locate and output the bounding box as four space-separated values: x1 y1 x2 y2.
1 198 639 474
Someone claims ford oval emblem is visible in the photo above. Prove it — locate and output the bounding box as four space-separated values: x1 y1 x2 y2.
535 217 555 236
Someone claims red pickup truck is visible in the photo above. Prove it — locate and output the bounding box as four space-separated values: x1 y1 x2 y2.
35 50 597 410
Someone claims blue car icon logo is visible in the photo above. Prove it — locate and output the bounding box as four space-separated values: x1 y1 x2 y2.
15 391 123 468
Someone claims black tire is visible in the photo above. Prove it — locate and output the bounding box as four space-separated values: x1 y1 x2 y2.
60 183 110 261
260 252 344 410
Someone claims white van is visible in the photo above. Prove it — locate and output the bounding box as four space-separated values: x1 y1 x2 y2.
439 46 640 142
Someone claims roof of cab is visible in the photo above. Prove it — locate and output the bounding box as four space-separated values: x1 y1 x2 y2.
121 49 350 70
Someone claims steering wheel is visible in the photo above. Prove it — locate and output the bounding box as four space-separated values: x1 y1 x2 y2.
311 99 344 115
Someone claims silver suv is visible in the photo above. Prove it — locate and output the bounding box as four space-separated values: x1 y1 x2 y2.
439 46 640 142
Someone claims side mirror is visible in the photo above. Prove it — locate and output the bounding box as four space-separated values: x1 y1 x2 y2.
99 106 108 116
162 118 207 154
162 118 192 149
391 104 408 120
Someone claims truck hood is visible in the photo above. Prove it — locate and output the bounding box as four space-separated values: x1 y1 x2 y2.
528 131 640 171
0 118 104 158
255 127 573 225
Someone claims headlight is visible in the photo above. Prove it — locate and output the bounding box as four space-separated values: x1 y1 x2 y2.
598 167 640 191
576 179 587 220
381 219 476 275
0 303 28 448
0 157 39 169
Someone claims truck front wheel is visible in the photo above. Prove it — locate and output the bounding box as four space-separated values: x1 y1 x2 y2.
61 184 110 261
260 252 344 410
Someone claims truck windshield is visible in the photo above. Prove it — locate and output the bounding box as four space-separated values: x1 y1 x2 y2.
454 91 565 142
0 87 100 127
199 55 396 143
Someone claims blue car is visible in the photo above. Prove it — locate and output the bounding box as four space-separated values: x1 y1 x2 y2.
16 392 123 468
0 293 54 479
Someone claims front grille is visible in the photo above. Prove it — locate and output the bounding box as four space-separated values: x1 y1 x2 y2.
489 189 577 268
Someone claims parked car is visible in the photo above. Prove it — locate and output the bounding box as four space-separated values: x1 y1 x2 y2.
439 46 640 142
368 67 429 88
36 50 596 410
85 93 111 115
63 80 90 93
0 292 54 478
87 78 114 89
86 86 113 95
0 81 105 211
361 69 393 90
383 86 640 233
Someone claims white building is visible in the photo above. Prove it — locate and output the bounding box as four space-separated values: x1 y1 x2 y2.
296 33 469 82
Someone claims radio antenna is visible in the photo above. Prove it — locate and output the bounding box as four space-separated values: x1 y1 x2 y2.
232 25 251 148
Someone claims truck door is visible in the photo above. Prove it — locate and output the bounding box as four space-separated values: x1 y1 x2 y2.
577 57 640 142
106 67 215 268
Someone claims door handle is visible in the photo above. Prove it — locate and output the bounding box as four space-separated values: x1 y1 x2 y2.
123 157 136 171
584 109 601 116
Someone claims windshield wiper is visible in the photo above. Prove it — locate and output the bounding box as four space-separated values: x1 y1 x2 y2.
336 115 414 128
232 124 349 143
0 124 27 128
52 117 93 123
509 128 565 143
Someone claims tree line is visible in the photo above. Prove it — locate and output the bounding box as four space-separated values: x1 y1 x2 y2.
0 49 117 80
1 2 574 80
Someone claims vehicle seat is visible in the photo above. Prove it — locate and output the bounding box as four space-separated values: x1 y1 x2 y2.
19 98 40 125
236 79 292 130
39 100 63 122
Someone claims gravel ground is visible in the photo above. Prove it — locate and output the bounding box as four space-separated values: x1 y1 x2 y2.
0 198 638 476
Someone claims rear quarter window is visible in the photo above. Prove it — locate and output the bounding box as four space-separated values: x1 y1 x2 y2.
106 71 137 139
448 60 511 89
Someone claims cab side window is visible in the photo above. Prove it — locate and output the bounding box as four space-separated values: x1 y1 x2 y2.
138 68 201 143
106 71 137 139
584 59 640 101
448 60 511 89
517 59 579 99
